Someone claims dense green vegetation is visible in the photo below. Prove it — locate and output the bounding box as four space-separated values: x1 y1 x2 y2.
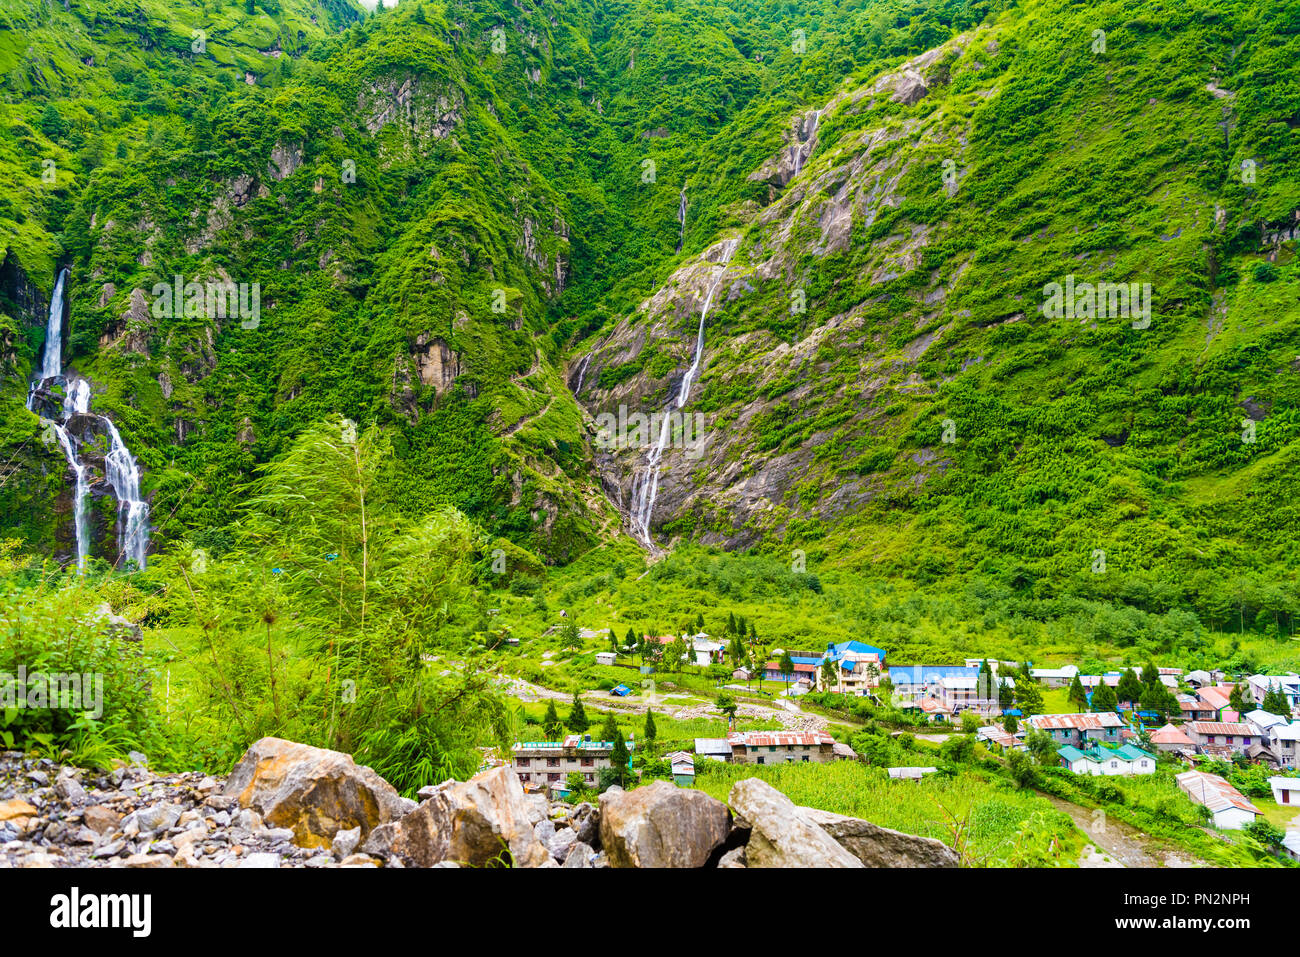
1 0 1299 867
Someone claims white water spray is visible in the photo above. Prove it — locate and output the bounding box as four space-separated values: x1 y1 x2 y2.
27 268 150 571
791 108 822 178
629 238 739 548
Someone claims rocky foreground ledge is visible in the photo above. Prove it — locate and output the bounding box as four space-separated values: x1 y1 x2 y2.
0 737 958 868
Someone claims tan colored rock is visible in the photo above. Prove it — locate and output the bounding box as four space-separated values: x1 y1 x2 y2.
82 805 122 835
0 798 37 822
598 780 730 868
727 778 863 868
361 766 551 868
123 852 175 868
223 737 413 849
0 798 37 833
801 807 959 867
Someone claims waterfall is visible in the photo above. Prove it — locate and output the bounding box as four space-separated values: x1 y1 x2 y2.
27 268 150 571
676 184 688 254
101 417 149 570
573 353 592 394
629 238 739 548
791 108 822 178
36 268 67 380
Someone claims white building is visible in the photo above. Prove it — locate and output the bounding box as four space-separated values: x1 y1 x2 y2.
1176 771 1261 830
1268 776 1300 808
1246 673 1300 712
1057 744 1156 776
1029 664 1079 688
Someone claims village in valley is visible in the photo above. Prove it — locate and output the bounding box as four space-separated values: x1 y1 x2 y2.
497 621 1300 866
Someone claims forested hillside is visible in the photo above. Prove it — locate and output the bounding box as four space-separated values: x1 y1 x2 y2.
2 0 1299 663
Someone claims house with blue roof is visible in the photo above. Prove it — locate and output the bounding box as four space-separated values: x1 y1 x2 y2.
763 641 888 695
817 641 887 696
889 666 979 704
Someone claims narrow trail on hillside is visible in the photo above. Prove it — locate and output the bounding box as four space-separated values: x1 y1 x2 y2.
1043 793 1205 868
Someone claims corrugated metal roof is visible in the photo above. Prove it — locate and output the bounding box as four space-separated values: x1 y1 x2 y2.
1176 771 1260 816
1026 712 1123 730
1187 721 1254 736
727 731 833 748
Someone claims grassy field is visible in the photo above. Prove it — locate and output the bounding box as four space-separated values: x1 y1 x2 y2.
690 760 1084 867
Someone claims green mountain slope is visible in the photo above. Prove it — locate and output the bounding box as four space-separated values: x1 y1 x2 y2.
0 0 1298 638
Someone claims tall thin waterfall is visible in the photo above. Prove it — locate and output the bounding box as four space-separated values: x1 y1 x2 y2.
27 268 150 571
629 238 739 548
791 108 822 178
676 184 688 253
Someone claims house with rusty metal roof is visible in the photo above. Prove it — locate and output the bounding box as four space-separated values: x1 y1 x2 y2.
725 730 836 765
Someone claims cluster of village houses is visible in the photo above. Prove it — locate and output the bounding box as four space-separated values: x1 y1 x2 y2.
513 635 1300 859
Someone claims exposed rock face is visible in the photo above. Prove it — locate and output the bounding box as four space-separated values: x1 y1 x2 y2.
360 765 551 868
268 141 303 181
358 74 464 158
223 737 414 848
727 778 863 868
575 31 981 549
802 807 959 867
98 288 151 355
598 780 731 867
412 334 460 392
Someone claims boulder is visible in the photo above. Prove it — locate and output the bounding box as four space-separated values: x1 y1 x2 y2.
599 780 730 868
802 807 959 868
361 766 550 868
727 778 862 868
717 845 747 868
562 841 596 868
568 802 600 846
223 737 413 849
331 825 361 861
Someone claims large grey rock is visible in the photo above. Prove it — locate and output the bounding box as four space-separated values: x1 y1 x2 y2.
361 766 550 868
568 802 599 846
599 780 730 868
547 826 577 862
223 737 413 849
562 841 596 868
801 807 959 868
727 778 862 868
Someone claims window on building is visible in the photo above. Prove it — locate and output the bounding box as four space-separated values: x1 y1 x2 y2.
547 758 560 767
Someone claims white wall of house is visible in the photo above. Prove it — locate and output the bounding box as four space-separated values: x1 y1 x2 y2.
1211 807 1258 830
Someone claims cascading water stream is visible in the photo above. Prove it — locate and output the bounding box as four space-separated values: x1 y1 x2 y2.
27 268 150 571
676 184 688 254
629 238 739 548
791 108 822 177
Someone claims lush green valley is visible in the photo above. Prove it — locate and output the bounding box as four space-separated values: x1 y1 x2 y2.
1 0 1299 870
